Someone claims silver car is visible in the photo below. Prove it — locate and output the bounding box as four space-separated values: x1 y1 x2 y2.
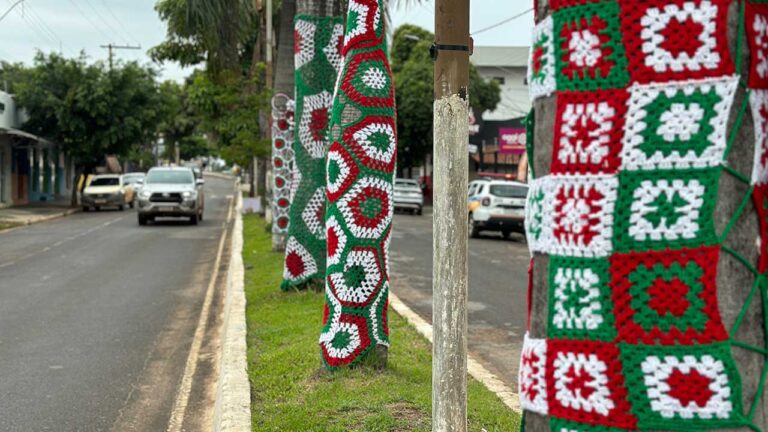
393 178 424 215
136 167 205 226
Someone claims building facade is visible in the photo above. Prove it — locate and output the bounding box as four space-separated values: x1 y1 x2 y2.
0 91 74 208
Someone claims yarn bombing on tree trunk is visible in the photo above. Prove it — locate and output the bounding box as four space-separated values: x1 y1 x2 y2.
271 94 295 238
319 0 395 370
281 15 344 291
520 0 768 430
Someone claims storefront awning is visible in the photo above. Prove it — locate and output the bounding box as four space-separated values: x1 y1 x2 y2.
0 127 53 148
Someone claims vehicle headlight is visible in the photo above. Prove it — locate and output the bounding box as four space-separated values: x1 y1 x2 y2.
182 191 196 199
140 190 152 199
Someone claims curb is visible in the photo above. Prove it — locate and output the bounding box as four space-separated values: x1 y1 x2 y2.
213 192 252 431
0 208 80 234
388 291 522 413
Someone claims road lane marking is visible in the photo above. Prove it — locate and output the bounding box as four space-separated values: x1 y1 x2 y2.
0 216 124 268
167 196 234 432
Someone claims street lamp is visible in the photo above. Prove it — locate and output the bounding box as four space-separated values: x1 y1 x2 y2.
0 0 25 23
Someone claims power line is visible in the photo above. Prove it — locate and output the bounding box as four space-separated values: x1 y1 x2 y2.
471 8 533 36
66 0 114 42
82 0 128 45
5 0 58 52
21 2 65 51
95 0 140 46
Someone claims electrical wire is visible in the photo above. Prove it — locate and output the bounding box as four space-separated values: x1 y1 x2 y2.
66 0 114 42
5 0 58 52
471 8 534 36
82 0 128 45
95 0 141 46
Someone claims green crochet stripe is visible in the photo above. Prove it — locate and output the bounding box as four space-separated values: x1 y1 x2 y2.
552 1 628 91
281 15 344 291
613 168 721 253
547 256 615 342
550 417 628 432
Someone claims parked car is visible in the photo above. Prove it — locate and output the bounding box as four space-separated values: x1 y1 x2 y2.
82 174 134 211
467 179 529 239
393 178 424 215
136 167 205 225
121 173 145 206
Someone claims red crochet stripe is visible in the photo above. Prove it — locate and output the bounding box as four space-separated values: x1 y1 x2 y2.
747 2 768 89
755 185 768 273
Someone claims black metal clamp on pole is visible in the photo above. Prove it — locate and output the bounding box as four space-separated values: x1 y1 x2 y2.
430 38 474 62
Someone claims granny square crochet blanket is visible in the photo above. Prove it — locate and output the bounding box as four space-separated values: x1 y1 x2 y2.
521 0 768 430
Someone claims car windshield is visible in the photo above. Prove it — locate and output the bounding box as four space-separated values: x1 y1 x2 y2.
489 184 528 198
90 178 119 186
145 170 194 185
395 180 419 189
123 175 144 184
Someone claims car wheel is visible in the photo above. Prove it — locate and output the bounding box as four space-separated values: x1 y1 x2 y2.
138 215 147 226
416 207 423 216
468 214 480 238
502 230 511 240
190 214 199 225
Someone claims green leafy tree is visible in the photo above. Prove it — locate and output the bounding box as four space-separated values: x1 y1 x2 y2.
159 81 210 161
1 53 165 202
392 24 501 175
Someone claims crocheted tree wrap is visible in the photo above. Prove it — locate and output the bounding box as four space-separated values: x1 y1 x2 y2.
281 16 344 290
521 0 768 430
318 0 395 369
271 95 295 236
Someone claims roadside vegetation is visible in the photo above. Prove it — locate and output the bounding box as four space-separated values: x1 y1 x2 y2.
243 214 520 431
0 222 21 231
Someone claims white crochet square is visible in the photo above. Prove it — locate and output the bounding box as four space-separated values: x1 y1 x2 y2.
528 16 556 101
621 76 737 171
519 334 548 415
750 89 768 184
629 178 706 242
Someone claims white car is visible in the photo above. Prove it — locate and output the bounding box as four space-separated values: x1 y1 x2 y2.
393 178 424 215
467 179 529 239
82 174 134 211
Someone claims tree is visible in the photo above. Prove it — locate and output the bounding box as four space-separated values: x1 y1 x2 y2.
158 81 210 162
391 24 500 175
522 2 768 431
1 53 165 203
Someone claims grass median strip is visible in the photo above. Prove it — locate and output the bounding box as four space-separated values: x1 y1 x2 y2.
0 221 22 231
243 214 520 431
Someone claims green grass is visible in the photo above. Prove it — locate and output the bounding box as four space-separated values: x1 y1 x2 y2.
0 221 21 231
243 214 520 432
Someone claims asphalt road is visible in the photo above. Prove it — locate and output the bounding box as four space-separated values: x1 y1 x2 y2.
0 175 235 432
390 208 530 390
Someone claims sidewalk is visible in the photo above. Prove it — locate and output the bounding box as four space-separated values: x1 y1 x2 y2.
0 201 79 229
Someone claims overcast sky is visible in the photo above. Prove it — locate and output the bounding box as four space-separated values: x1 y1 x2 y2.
0 0 533 82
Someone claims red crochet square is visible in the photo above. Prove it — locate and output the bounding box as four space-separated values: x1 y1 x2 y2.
747 2 768 89
610 247 728 345
551 90 627 175
619 0 734 84
755 185 768 273
546 339 636 429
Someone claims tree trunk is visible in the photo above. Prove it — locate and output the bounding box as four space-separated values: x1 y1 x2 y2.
523 1 767 430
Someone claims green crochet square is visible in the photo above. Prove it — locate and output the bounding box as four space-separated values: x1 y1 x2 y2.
549 418 627 432
613 168 720 253
547 257 615 341
620 343 746 430
552 1 629 91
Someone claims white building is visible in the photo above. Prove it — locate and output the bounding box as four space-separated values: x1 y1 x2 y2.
471 46 530 121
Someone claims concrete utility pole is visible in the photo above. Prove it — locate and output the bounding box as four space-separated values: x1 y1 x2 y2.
100 44 141 70
432 0 470 431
